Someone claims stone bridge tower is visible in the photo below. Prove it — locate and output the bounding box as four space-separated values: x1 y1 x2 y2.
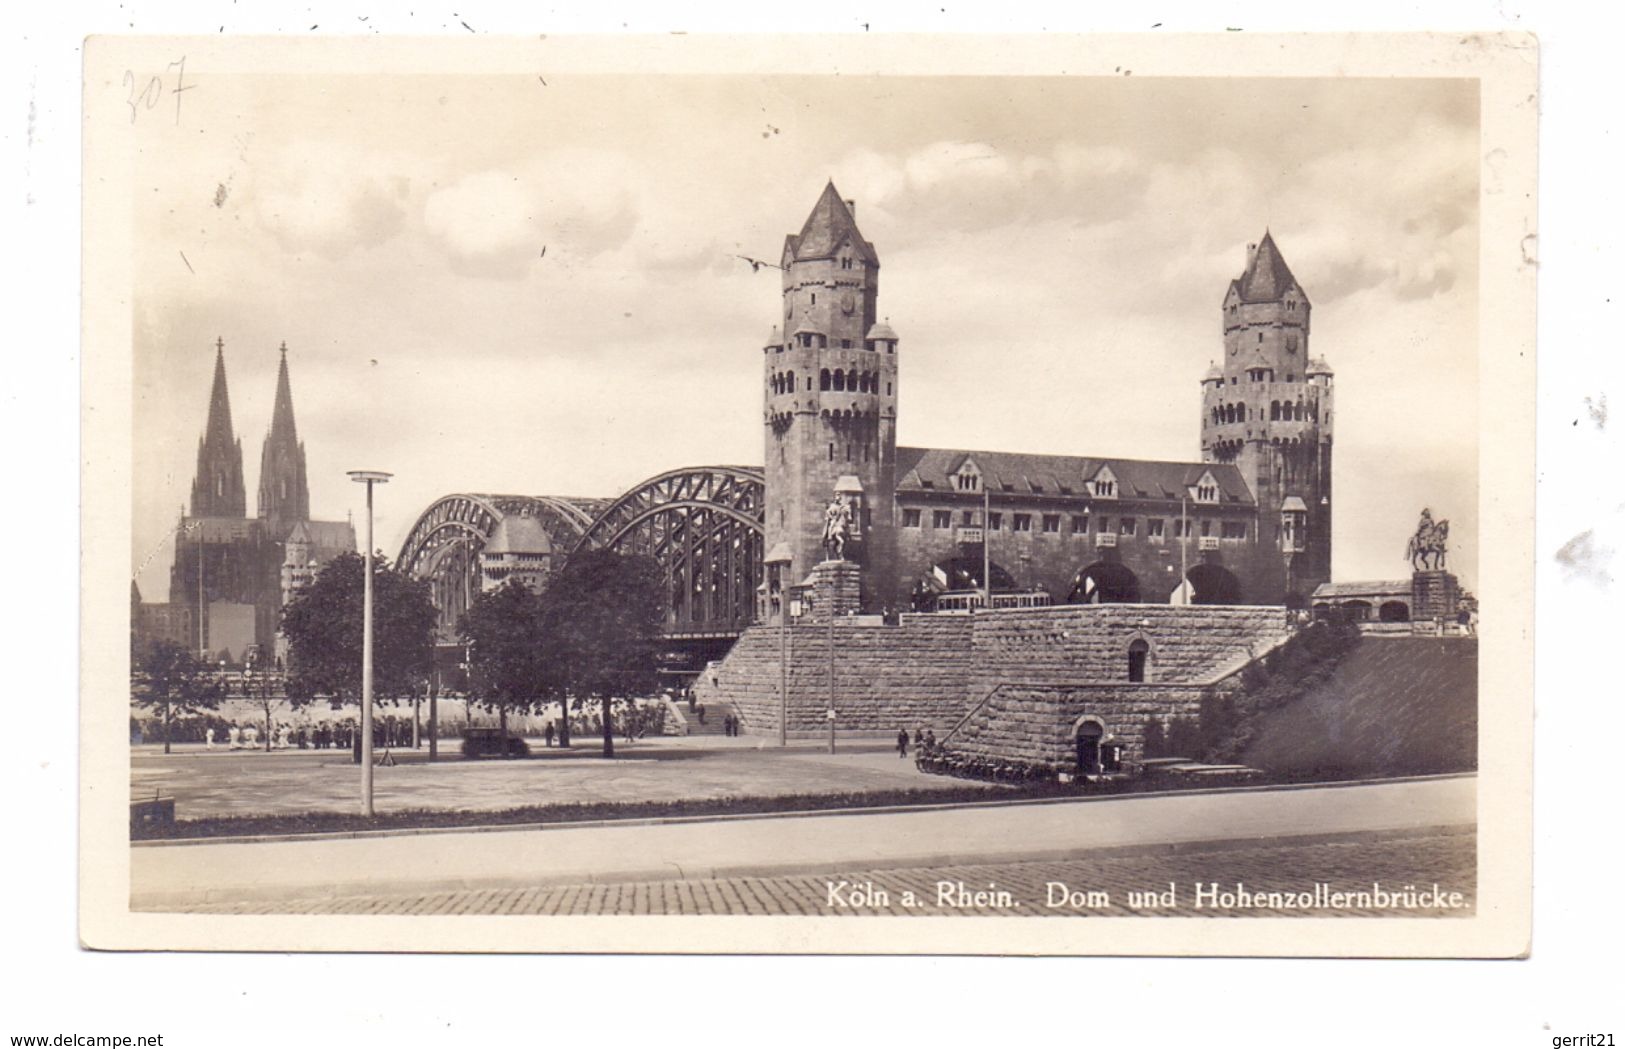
1199 232 1334 605
762 182 898 614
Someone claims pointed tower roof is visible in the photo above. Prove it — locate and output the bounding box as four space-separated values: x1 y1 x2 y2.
202 337 237 451
786 181 878 264
257 340 310 527
189 337 247 518
267 341 299 447
1236 231 1304 304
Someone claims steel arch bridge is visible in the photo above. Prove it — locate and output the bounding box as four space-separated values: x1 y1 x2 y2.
398 467 765 643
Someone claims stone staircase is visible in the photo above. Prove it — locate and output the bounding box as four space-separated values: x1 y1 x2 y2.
698 614 977 737
671 698 736 737
694 604 1294 740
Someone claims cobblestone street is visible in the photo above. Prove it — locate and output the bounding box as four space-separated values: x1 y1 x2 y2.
177 827 1473 918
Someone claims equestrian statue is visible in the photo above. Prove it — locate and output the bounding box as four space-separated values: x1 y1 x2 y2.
822 492 854 561
1405 507 1450 571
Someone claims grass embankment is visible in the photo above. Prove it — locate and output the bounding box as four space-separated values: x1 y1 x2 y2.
133 784 1042 841
1237 635 1477 779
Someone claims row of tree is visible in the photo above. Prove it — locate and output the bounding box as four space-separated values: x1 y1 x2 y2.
131 547 666 758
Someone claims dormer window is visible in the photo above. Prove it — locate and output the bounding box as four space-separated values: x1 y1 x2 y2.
954 461 983 493
1192 472 1221 504
1091 466 1118 499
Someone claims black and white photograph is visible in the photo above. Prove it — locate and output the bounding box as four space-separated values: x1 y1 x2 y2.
79 32 1535 956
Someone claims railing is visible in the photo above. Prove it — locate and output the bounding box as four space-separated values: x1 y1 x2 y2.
1199 536 1220 551
1094 532 1117 549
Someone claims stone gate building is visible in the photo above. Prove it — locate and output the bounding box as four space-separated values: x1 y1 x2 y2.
761 185 1334 614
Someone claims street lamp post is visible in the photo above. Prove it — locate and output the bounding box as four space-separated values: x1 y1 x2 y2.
827 601 836 755
764 545 793 747
348 470 392 817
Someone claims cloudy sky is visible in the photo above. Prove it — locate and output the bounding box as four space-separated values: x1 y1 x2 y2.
131 72 1479 597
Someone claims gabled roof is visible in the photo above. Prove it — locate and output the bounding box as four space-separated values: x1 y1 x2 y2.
895 447 1255 506
302 520 356 553
1233 231 1306 305
484 515 553 556
785 181 878 265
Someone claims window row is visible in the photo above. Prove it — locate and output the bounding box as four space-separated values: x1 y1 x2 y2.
1210 399 1317 426
820 368 885 394
898 511 1249 540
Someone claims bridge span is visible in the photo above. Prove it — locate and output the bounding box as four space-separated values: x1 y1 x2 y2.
397 466 765 654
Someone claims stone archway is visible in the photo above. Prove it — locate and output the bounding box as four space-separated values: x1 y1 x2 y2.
1379 600 1411 622
1068 562 1142 604
1186 563 1243 605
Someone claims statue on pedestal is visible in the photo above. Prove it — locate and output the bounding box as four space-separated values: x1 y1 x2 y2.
1406 508 1450 571
822 492 854 561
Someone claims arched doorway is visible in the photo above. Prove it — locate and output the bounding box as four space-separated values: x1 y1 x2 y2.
1068 562 1141 604
1379 600 1411 622
1127 640 1150 682
1074 719 1105 776
1186 563 1243 605
1340 600 1372 621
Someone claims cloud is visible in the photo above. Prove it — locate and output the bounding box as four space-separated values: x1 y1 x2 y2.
249 142 409 259
423 151 640 278
423 171 543 278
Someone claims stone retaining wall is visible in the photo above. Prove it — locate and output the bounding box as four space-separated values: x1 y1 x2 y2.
940 680 1241 769
695 603 1289 738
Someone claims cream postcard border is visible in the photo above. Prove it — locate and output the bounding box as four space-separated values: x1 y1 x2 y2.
80 31 1537 955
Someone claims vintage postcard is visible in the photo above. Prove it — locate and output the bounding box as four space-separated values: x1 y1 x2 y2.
81 32 1536 955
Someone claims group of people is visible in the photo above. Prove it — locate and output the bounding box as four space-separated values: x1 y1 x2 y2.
896 726 938 758
201 717 419 752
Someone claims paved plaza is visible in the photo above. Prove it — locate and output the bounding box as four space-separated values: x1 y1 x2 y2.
174 827 1475 917
130 735 990 819
131 775 1475 911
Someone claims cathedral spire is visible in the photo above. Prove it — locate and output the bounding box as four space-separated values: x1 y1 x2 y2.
258 340 310 529
189 338 247 518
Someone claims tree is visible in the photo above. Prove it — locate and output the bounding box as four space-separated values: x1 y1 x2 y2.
132 639 226 754
240 649 290 752
459 579 550 756
280 551 437 710
540 548 666 758
1142 716 1166 759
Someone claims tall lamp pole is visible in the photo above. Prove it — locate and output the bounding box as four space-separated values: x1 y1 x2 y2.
764 546 793 747
982 484 992 611
348 470 392 817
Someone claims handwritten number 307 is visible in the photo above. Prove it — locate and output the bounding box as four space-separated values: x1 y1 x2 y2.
123 57 189 125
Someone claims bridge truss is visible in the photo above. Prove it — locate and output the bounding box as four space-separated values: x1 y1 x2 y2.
398 467 765 642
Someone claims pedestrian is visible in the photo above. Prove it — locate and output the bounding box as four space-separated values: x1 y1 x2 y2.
897 728 909 758
697 704 706 725
913 727 923 750
204 726 214 750
544 722 555 748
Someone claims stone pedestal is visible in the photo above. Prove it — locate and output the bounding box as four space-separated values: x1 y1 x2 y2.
1411 570 1460 623
795 559 862 622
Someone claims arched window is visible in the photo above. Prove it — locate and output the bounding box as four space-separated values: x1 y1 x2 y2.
1270 401 1280 421
786 370 795 393
1128 640 1150 682
820 369 831 391
833 369 845 391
